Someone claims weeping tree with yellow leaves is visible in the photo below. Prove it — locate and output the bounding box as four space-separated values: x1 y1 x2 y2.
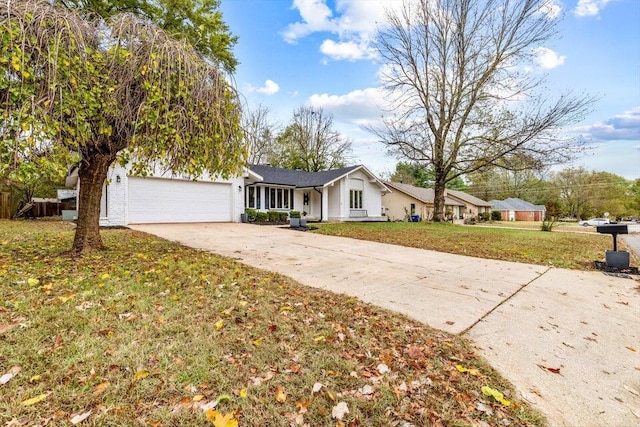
1 0 246 253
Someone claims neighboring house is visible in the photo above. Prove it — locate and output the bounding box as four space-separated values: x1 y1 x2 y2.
382 181 466 221
490 198 546 221
245 164 390 222
445 189 493 219
68 163 258 226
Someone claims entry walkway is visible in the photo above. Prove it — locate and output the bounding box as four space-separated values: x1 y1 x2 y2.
131 223 640 427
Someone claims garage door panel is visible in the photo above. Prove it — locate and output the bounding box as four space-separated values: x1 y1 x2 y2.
128 177 231 224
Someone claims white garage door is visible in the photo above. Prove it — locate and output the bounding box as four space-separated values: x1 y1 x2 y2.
128 177 231 224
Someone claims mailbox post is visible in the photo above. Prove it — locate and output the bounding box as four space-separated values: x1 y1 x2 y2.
596 224 629 269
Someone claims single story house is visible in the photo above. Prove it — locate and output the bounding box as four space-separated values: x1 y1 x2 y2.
68 163 389 226
382 181 465 221
445 189 493 219
245 164 390 222
490 198 546 221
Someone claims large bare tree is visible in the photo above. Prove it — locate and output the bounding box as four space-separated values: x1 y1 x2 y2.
1 1 245 253
372 0 594 221
242 103 278 165
270 106 352 172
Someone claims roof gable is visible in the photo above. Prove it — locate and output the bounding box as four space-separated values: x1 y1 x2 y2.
248 164 389 191
446 189 492 207
384 181 463 206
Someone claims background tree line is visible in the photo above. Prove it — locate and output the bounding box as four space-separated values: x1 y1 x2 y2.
386 162 639 220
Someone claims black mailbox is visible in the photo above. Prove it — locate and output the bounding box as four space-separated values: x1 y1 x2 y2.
596 224 628 235
596 224 628 251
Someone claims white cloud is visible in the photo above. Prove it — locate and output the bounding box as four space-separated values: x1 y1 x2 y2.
575 107 640 141
320 39 377 61
282 0 404 61
574 0 616 18
533 47 566 69
245 80 280 96
308 87 388 126
538 0 562 19
283 0 335 43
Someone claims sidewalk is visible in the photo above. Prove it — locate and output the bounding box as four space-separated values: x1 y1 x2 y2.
131 223 640 426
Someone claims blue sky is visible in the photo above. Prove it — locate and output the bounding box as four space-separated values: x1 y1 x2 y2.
221 0 640 180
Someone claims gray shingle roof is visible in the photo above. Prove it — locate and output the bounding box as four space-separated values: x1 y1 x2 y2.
249 164 361 188
490 198 545 211
446 189 492 207
384 181 464 206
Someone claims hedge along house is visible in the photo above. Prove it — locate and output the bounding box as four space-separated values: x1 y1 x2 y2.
245 165 390 222
382 181 465 221
489 198 546 221
66 163 260 226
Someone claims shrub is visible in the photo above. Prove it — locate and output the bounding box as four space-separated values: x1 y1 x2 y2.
267 211 280 222
491 211 502 221
289 210 301 218
244 208 257 222
478 212 490 222
279 212 288 222
255 212 268 222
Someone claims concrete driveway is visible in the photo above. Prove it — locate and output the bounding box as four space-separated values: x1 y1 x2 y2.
131 223 640 427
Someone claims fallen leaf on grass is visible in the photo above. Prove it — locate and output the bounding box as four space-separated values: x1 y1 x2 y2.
0 323 17 334
1 366 21 385
481 386 510 406
69 410 91 424
215 320 224 331
275 385 287 403
21 394 47 406
377 363 389 375
205 409 238 427
29 375 41 383
239 389 247 398
332 401 349 420
312 382 323 393
27 278 40 286
134 370 149 381
456 365 480 376
93 382 109 395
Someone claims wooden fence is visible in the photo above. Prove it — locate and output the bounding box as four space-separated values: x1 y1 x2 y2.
0 193 9 219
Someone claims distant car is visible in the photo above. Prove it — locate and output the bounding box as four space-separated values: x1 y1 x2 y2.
579 218 610 226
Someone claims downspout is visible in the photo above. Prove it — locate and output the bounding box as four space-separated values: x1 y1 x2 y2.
313 186 323 222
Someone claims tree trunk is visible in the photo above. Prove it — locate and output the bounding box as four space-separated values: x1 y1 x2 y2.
432 165 447 222
71 154 114 254
433 182 447 222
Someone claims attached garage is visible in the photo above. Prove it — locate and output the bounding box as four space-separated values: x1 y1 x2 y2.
127 177 231 224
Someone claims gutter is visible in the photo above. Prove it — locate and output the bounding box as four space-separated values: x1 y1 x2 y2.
313 186 323 222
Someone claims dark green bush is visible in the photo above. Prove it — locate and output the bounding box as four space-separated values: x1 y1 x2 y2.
279 212 288 222
491 210 502 221
478 212 490 221
255 212 268 222
267 211 280 222
289 210 301 219
244 208 257 222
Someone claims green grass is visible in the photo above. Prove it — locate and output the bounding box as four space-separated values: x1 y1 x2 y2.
313 221 618 270
0 220 546 426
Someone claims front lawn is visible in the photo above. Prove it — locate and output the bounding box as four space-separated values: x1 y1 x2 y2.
314 222 615 270
0 220 545 426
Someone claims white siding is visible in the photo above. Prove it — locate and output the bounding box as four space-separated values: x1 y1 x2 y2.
127 177 231 224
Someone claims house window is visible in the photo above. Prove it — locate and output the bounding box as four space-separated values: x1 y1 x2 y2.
410 203 416 214
267 187 294 209
350 189 363 209
246 186 262 209
247 186 255 208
